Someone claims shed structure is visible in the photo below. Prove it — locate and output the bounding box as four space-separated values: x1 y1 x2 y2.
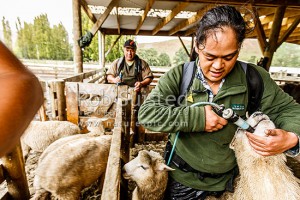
72 0 300 72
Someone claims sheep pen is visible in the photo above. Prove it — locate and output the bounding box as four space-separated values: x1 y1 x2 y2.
5 137 165 199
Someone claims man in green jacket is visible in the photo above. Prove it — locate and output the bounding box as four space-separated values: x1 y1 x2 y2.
138 5 300 200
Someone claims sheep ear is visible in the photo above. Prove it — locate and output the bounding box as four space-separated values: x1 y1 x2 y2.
156 163 175 172
245 111 249 119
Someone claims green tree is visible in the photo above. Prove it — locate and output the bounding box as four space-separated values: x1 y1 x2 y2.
105 35 132 63
81 10 99 62
158 52 171 67
173 47 189 66
51 23 72 60
138 48 159 66
15 14 72 60
1 17 12 49
272 43 300 67
16 19 36 59
33 14 52 59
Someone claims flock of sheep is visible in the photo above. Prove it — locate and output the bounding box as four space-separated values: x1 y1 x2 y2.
18 110 300 200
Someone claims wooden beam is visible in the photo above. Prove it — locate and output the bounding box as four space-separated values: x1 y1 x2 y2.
91 0 119 36
105 35 122 57
251 5 267 53
100 32 105 67
169 5 211 36
277 16 300 47
116 6 121 35
152 2 189 35
286 35 300 42
73 0 83 73
263 6 286 71
256 7 276 16
80 0 97 23
157 0 300 7
135 0 155 35
290 28 300 36
178 36 190 57
101 28 186 36
184 26 197 36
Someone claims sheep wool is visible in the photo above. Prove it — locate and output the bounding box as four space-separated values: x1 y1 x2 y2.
123 150 174 200
230 112 300 200
21 120 81 158
31 134 112 200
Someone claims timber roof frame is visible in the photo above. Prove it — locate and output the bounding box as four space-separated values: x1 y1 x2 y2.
81 0 300 46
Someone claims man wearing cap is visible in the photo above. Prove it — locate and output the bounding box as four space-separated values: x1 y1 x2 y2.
106 39 153 92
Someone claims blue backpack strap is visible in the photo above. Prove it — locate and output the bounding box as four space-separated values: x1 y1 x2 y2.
238 61 264 115
178 61 197 104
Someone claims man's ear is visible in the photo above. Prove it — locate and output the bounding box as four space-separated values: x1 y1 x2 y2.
194 42 199 54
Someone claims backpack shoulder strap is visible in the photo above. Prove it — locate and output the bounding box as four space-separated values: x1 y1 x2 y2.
117 57 125 75
178 61 197 104
239 61 264 115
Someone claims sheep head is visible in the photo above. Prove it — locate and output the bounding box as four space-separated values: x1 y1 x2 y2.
123 150 174 188
230 111 275 150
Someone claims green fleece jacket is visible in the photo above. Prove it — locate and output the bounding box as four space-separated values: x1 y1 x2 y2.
138 61 300 191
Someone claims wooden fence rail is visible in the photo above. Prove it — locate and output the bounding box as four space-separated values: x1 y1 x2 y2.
0 143 30 200
101 99 131 200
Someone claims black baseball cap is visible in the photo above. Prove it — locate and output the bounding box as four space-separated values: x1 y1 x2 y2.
124 39 137 49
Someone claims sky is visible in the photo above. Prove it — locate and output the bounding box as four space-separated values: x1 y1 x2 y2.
0 0 176 44
0 0 73 39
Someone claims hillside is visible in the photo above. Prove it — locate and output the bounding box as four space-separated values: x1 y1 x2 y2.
138 39 191 61
137 38 263 65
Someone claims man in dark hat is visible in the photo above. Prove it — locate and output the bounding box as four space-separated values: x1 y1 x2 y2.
106 39 153 92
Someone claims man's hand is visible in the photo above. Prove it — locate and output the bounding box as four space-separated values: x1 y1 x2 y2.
114 76 121 84
134 81 143 92
246 129 299 156
204 105 228 132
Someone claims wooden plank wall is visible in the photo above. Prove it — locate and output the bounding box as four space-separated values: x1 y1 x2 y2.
46 69 106 121
101 99 131 200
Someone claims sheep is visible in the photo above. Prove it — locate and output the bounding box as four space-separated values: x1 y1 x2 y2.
31 134 112 200
230 112 300 200
85 117 106 136
122 150 174 200
21 120 81 159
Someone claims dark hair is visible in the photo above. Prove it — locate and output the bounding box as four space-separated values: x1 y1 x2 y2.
195 5 252 49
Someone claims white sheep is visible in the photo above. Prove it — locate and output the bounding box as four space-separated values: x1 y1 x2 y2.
85 117 106 136
230 112 300 200
31 134 112 200
123 150 174 200
21 120 81 158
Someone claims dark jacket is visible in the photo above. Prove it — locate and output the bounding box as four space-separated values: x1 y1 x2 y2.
138 61 300 191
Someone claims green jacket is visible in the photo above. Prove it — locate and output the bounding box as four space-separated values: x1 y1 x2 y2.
138 61 300 191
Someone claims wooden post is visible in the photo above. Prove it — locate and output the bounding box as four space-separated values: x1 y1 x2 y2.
101 99 131 200
263 6 286 71
99 32 105 68
73 0 83 73
1 143 30 200
130 91 138 147
38 104 48 121
49 80 66 121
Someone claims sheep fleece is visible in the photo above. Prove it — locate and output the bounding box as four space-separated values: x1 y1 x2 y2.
231 112 300 200
32 135 111 199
